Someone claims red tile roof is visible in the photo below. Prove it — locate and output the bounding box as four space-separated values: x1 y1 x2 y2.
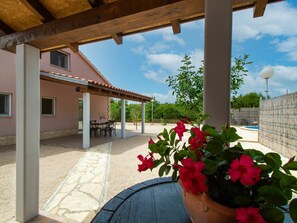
40 70 152 102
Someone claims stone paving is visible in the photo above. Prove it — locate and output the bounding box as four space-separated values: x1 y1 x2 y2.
41 143 111 223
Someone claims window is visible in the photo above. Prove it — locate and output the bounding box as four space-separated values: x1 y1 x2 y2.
42 97 55 115
50 50 69 69
0 93 11 116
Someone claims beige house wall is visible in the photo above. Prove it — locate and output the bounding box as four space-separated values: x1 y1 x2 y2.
0 49 109 146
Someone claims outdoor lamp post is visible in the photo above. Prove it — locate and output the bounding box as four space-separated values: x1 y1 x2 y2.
260 66 274 100
151 97 155 124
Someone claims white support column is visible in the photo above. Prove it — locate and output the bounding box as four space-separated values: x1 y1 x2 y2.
121 99 126 139
83 92 90 149
203 0 233 130
16 44 40 222
141 102 145 133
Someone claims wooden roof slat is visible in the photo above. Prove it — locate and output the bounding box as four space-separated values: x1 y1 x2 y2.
0 0 203 51
171 19 181 34
0 0 282 52
0 19 15 35
88 0 104 8
111 33 123 45
67 42 79 53
20 0 55 22
253 0 269 17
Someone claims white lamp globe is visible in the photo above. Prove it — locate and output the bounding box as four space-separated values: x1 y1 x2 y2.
260 66 274 79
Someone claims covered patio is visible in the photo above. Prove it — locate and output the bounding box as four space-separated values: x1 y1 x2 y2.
0 0 279 222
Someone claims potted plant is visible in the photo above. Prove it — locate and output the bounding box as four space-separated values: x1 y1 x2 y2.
137 116 297 223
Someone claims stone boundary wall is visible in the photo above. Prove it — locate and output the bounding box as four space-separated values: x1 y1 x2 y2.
259 92 297 158
0 129 78 146
231 107 259 125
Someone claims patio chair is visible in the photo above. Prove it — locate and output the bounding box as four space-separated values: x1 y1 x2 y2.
240 118 249 126
90 120 99 137
108 120 117 136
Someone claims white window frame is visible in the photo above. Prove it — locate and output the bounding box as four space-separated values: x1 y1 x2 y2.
50 50 70 70
41 97 56 116
0 93 12 117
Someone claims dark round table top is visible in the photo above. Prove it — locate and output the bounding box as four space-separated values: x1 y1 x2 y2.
91 177 191 223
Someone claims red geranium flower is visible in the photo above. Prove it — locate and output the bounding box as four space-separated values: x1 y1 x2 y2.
179 158 208 195
228 155 261 186
236 207 266 223
137 154 154 172
189 127 206 150
174 121 187 141
148 137 155 146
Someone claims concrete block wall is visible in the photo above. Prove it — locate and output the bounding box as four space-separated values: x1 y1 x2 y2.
231 107 259 125
259 92 297 158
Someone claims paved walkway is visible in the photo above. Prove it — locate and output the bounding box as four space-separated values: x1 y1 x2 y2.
41 143 111 223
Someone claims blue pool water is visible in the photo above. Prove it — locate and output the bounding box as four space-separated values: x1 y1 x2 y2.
244 126 259 130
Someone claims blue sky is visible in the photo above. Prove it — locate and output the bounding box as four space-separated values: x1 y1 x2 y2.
80 1 297 103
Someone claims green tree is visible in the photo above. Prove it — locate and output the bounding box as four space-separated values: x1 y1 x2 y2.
166 54 252 113
231 92 264 109
166 55 204 113
129 104 142 127
110 99 121 121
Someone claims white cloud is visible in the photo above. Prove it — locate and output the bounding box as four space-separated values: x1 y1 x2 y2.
144 49 204 83
131 45 146 55
240 65 297 97
144 91 176 104
233 2 297 42
149 42 171 54
125 34 145 43
275 37 297 61
163 35 185 46
144 69 168 83
147 53 182 73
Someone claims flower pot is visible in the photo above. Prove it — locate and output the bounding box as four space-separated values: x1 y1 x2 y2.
178 181 236 223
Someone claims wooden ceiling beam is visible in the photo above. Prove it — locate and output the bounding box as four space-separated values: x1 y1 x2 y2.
20 0 55 22
171 19 181 34
0 0 201 51
0 20 15 35
0 0 280 52
88 0 105 8
111 33 123 45
67 42 79 53
253 0 269 17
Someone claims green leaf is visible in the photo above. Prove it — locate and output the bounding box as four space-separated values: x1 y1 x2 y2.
170 131 177 146
172 169 178 181
234 195 251 206
203 159 218 175
258 164 273 176
223 127 242 142
165 166 171 175
202 124 219 137
158 164 166 177
206 139 224 154
244 149 265 162
264 153 282 170
289 198 297 222
258 185 288 205
284 161 297 170
163 128 169 141
260 208 284 223
153 159 163 168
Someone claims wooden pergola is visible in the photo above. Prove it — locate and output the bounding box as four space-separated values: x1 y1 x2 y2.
0 0 280 222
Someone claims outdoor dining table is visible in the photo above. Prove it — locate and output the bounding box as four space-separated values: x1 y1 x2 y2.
91 177 294 223
91 177 191 223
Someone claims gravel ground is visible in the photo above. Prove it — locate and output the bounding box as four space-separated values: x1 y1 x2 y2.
0 145 85 223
